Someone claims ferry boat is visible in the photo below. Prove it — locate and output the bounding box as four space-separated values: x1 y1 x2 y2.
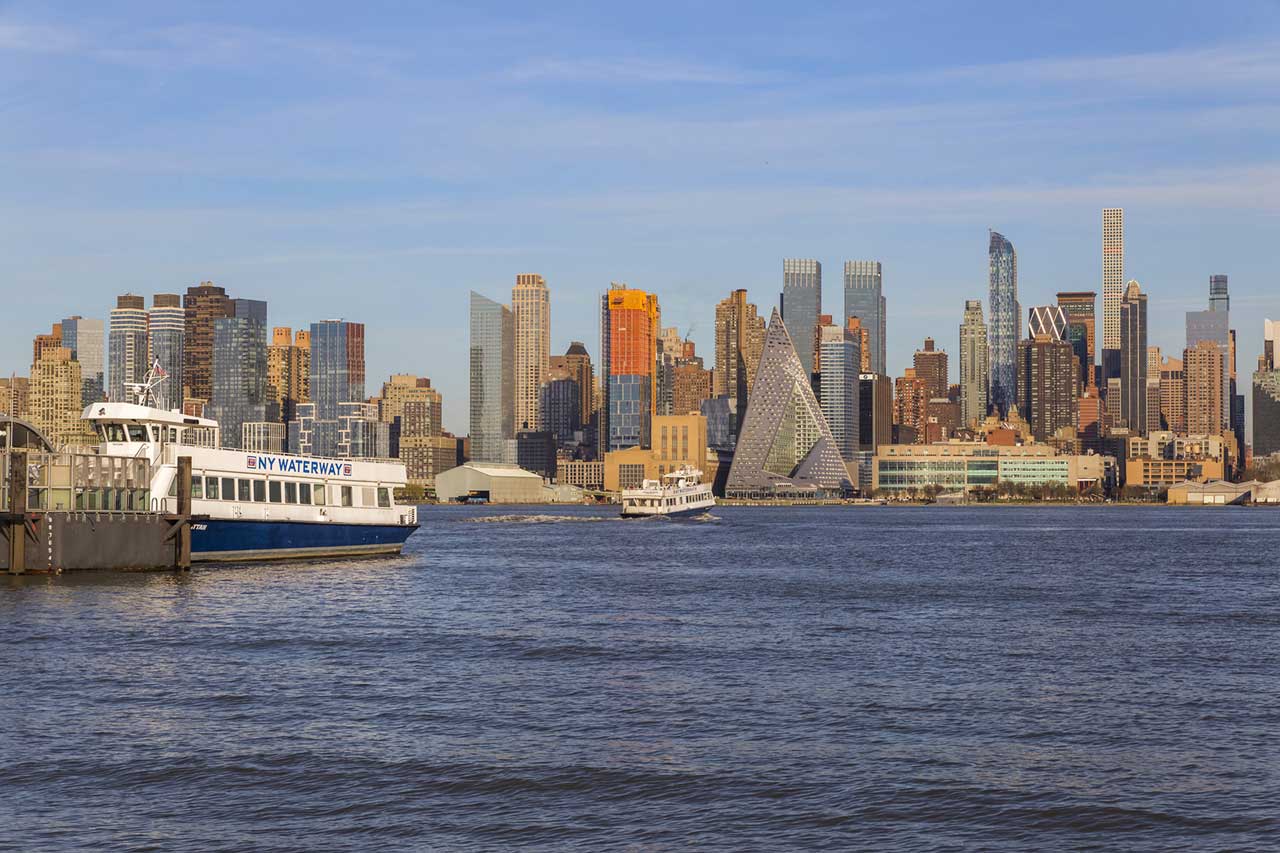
619 466 715 519
80 369 418 562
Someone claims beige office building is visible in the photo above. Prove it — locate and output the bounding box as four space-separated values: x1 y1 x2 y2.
603 414 708 492
713 289 767 407
1184 341 1225 436
29 347 93 447
513 273 550 431
267 326 311 423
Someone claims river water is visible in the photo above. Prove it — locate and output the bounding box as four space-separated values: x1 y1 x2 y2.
3 505 1278 851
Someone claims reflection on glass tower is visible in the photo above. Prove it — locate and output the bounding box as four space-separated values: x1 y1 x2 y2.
987 231 1020 417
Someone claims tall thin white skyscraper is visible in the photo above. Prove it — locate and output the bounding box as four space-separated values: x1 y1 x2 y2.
512 273 550 431
1101 208 1124 355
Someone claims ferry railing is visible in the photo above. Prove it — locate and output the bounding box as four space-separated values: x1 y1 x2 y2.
14 449 153 513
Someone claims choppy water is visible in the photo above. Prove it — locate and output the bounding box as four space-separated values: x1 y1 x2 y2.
3 505 1278 851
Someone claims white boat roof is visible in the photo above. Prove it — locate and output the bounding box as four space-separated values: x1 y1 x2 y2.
82 402 218 429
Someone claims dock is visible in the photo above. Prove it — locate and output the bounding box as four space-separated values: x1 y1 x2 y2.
2 448 194 574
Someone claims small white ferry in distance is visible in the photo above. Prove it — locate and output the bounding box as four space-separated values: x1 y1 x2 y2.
619 466 715 519
80 369 418 562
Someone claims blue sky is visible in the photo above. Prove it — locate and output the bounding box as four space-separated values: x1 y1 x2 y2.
3 0 1278 434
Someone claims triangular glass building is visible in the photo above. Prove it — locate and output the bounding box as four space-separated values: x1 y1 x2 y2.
726 309 853 498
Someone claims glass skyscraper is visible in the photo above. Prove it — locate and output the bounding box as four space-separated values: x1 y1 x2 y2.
817 322 860 461
108 294 148 403
1186 309 1230 430
148 294 185 410
987 231 1020 417
209 299 271 451
1119 281 1148 433
469 292 514 462
61 315 104 404
305 319 366 458
1254 319 1280 458
781 259 821 378
843 261 886 376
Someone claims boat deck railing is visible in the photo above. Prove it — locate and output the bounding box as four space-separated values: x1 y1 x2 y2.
2 448 153 513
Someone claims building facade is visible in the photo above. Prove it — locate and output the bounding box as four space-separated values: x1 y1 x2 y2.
469 292 515 463
61 316 104 404
987 231 1020 416
303 319 366 457
1017 334 1076 442
817 321 860 463
549 342 594 432
781 259 822 378
1119 280 1148 433
183 281 233 404
1057 291 1096 388
844 260 886 375
512 273 550 431
959 300 990 428
267 326 311 424
108 294 148 403
148 294 185 408
1184 340 1225 436
872 442 1110 494
1101 208 1125 367
912 337 948 401
600 283 659 453
1252 319 1280 458
713 289 767 432
208 299 271 451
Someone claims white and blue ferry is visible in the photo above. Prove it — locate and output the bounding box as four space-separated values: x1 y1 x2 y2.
81 379 418 562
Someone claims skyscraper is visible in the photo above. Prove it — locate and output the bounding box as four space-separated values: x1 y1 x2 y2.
469 292 514 463
817 320 860 462
148 294 185 409
1159 356 1186 433
987 231 1020 417
209 299 271 451
1101 208 1124 380
1209 274 1229 314
1184 341 1225 436
183 281 233 404
844 261 886 375
61 316 104 404
600 283 659 452
300 319 365 457
725 309 851 497
1186 308 1230 430
1056 292 1096 388
1253 319 1280 458
267 327 310 424
959 300 990 428
1017 333 1076 442
549 342 595 433
1146 346 1163 435
713 289 767 429
912 337 948 401
29 346 91 448
781 259 822 378
1027 305 1069 342
512 273 550 431
893 369 927 441
1119 280 1148 433
108 294 148 403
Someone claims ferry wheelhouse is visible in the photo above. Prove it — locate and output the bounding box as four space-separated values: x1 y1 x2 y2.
81 377 418 562
619 466 716 519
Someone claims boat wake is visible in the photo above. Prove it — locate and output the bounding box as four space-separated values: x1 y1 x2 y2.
462 514 621 524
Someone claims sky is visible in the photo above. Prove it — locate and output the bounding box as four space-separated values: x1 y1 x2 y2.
2 0 1278 435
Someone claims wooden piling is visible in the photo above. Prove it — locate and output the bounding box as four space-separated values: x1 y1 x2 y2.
7 449 27 574
176 456 191 570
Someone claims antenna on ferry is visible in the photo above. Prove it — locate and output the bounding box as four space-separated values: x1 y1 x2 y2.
124 359 170 411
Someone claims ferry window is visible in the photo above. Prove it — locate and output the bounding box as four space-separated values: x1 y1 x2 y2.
168 478 177 498
253 480 266 503
127 425 147 442
150 426 161 442
341 486 353 507
313 485 325 506
221 478 234 500
191 479 203 499
205 477 220 500
299 483 312 504
238 479 251 501
377 487 390 508
284 482 297 504
169 428 178 443
269 481 282 503
105 423 126 442
361 487 375 507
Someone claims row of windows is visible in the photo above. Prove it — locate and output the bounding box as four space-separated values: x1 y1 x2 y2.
180 476 391 508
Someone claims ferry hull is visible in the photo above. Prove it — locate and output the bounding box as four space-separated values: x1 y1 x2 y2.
191 518 418 562
620 503 714 519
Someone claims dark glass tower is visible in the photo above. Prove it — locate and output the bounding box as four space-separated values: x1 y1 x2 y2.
987 231 1020 417
781 259 822 378
209 299 271 450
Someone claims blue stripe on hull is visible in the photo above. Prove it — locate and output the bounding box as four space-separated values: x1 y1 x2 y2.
191 519 418 562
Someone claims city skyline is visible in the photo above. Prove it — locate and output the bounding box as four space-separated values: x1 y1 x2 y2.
4 2 1279 434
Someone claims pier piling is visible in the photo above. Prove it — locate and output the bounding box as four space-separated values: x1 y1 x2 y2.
6 448 28 574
